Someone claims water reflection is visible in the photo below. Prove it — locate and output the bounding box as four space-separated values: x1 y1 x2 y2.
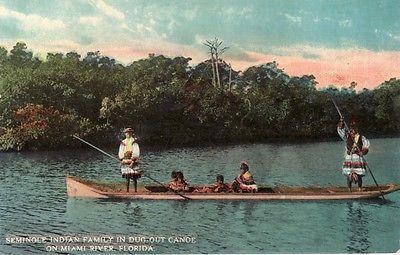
346 201 371 253
120 202 142 221
216 202 227 217
1 138 400 254
243 202 257 226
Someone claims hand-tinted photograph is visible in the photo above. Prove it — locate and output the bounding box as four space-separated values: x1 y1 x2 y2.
0 0 399 254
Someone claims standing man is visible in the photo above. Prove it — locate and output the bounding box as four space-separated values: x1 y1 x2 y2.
118 127 141 191
337 117 370 192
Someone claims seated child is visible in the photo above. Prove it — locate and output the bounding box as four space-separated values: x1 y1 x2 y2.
197 175 231 193
168 171 189 191
168 170 178 189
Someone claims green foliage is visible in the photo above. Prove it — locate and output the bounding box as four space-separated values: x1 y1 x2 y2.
0 42 399 151
373 78 400 132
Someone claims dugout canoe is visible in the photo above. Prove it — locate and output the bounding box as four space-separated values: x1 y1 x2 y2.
66 176 399 200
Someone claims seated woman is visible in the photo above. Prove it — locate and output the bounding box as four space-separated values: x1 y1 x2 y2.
197 175 231 193
168 171 189 191
232 161 258 192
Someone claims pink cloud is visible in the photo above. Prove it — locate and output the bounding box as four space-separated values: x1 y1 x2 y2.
229 47 400 89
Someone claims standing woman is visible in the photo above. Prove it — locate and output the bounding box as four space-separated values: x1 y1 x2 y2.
118 128 141 190
337 117 370 192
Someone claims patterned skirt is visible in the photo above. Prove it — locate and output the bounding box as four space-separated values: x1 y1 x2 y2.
342 153 367 176
121 165 139 175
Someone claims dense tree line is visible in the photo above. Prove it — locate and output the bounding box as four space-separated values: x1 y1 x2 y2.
0 42 399 151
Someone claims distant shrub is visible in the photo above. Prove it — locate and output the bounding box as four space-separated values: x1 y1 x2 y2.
0 104 79 150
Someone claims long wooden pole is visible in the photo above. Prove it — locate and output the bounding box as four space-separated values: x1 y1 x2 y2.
72 135 191 200
330 98 385 199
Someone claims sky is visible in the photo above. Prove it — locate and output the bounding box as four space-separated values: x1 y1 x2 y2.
0 0 399 89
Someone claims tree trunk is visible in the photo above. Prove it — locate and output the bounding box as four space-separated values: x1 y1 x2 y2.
210 53 217 87
215 53 221 89
229 63 232 91
240 99 251 130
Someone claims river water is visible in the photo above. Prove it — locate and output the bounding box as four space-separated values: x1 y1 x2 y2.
0 138 399 254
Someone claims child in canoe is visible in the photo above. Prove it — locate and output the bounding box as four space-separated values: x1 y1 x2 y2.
197 175 231 193
168 170 178 185
168 171 189 191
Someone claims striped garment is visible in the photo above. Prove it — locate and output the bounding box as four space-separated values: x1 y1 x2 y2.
337 127 370 176
121 165 139 175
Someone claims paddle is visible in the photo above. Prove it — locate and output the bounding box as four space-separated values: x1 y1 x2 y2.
72 135 191 200
330 98 385 199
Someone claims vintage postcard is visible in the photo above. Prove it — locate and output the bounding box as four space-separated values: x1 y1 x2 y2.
0 0 399 254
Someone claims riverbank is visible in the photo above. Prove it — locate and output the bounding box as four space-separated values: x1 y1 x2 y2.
1 43 399 153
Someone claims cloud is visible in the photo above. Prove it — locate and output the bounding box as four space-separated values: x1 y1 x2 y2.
135 23 154 35
79 16 102 26
167 19 175 32
284 13 302 24
89 0 125 21
313 16 331 23
184 8 198 21
75 35 95 45
46 39 82 50
313 17 321 22
0 4 66 31
374 29 400 42
388 33 400 42
194 34 207 45
0 19 22 38
225 50 259 62
268 45 322 59
228 45 400 89
222 6 252 19
239 6 252 17
88 0 134 32
339 19 352 27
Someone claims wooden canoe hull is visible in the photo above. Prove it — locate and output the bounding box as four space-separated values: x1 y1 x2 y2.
66 177 400 201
